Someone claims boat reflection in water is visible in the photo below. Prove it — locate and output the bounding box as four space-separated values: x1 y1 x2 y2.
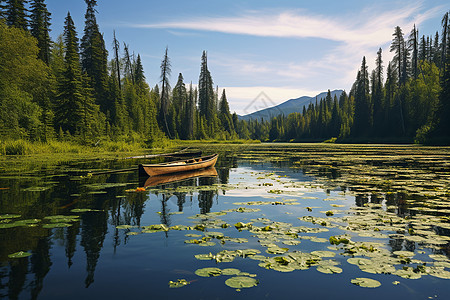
140 167 218 188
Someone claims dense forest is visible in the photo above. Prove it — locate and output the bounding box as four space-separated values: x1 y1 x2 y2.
240 15 450 145
0 0 238 147
0 1 449 146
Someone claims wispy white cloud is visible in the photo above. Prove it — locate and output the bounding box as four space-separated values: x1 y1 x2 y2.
130 2 440 47
127 1 444 113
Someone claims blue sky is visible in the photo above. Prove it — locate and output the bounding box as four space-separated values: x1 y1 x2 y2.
46 0 448 114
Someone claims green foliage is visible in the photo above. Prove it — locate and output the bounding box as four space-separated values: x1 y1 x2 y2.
240 14 449 145
0 20 54 140
30 0 52 64
5 0 27 30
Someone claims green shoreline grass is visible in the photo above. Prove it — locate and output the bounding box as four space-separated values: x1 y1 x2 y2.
0 139 261 156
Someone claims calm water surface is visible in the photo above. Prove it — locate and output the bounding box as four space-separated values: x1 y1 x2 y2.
1 145 449 299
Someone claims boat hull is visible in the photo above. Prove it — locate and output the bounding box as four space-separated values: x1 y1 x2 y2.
138 154 218 177
142 167 218 187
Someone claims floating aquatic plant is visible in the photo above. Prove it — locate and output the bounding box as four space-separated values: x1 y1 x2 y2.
351 278 381 288
8 251 32 259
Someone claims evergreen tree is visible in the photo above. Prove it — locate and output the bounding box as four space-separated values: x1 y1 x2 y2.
159 46 171 137
0 1 6 19
134 54 145 86
184 83 195 139
218 89 234 135
409 24 418 79
29 0 51 64
372 48 384 135
391 26 405 85
433 31 440 67
55 12 100 141
80 0 108 114
123 43 134 83
352 57 371 137
112 30 121 90
432 20 450 143
198 51 216 133
5 0 27 30
172 73 187 138
442 12 448 74
419 35 427 62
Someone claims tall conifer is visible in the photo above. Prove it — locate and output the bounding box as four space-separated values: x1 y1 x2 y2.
198 51 216 130
5 0 27 30
29 0 51 64
56 12 99 140
159 46 171 137
80 0 108 114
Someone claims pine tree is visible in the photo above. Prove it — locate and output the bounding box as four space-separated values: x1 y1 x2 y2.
184 83 195 139
112 30 121 90
29 0 51 64
0 1 6 19
391 26 405 85
172 73 187 138
134 54 145 86
123 43 134 84
5 0 27 30
56 12 99 141
432 18 450 143
442 12 449 74
159 46 171 137
352 57 371 137
218 89 234 135
80 0 108 114
409 24 418 79
198 51 216 133
372 48 384 136
419 35 427 62
55 12 83 134
433 31 440 67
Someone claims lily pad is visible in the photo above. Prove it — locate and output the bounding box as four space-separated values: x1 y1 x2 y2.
225 276 259 289
0 214 22 220
429 254 449 261
393 251 415 257
71 208 102 213
195 267 222 277
311 251 336 258
351 277 381 288
317 265 343 274
8 251 32 259
222 268 241 276
169 279 190 288
116 225 136 230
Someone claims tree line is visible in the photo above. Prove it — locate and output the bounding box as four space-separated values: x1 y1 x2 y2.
1 1 448 145
233 13 450 144
0 0 238 146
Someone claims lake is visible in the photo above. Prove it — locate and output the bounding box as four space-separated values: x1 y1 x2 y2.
1 144 450 299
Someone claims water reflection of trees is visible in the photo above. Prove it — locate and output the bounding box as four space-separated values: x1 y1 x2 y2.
0 164 231 298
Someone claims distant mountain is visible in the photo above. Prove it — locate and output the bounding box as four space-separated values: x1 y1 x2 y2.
239 90 344 121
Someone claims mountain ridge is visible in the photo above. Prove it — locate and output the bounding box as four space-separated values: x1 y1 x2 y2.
239 90 344 121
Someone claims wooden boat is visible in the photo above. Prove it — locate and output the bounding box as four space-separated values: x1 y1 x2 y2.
138 154 219 177
142 167 218 187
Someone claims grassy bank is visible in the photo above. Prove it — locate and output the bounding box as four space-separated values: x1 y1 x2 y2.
0 138 260 156
0 139 154 156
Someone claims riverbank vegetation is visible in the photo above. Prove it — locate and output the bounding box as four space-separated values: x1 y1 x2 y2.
0 1 449 153
236 15 450 145
0 0 239 153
